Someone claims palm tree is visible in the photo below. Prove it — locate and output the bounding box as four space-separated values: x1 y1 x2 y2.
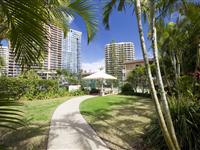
149 1 180 149
0 0 97 129
103 0 179 149
157 2 200 81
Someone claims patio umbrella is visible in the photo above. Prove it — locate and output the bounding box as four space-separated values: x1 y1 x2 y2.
83 71 117 96
83 71 117 80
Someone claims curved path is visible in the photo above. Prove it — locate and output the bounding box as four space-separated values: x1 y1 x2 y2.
47 95 109 150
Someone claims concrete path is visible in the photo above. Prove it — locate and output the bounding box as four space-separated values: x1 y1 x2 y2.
47 96 109 150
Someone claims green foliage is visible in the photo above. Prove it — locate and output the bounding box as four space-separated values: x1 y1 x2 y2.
0 77 26 101
0 100 25 130
0 77 26 129
68 90 85 96
144 96 200 150
0 76 84 101
176 75 194 95
126 65 153 94
0 56 5 69
57 69 79 84
23 79 60 100
121 83 134 95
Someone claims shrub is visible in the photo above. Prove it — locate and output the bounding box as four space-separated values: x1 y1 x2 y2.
121 83 134 95
144 96 200 150
0 77 26 100
23 79 60 100
176 75 194 96
132 92 151 98
69 90 85 96
0 76 86 101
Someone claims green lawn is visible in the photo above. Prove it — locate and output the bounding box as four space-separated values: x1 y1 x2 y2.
80 95 154 150
0 96 71 150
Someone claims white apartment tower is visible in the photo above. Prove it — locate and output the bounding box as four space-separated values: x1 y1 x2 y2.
62 29 81 74
0 46 9 75
105 42 135 81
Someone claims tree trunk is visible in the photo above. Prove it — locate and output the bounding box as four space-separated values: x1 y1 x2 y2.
150 1 180 150
135 0 175 149
173 51 178 79
196 42 200 70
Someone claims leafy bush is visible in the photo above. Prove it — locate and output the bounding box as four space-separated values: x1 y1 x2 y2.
69 90 85 96
121 83 134 95
23 79 60 100
176 75 194 95
132 92 151 98
0 77 26 100
144 96 200 150
0 77 85 101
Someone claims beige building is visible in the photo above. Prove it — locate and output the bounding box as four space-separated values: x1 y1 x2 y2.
122 58 154 81
105 42 135 81
43 25 62 71
5 25 63 77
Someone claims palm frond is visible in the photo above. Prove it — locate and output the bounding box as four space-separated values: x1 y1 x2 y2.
46 0 71 37
103 0 117 30
0 100 25 130
0 0 49 68
118 0 126 11
103 0 133 30
68 0 98 43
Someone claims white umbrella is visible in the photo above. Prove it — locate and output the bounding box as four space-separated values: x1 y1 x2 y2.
83 71 117 80
83 71 117 96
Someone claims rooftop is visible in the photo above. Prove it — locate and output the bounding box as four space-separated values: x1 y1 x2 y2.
124 58 154 64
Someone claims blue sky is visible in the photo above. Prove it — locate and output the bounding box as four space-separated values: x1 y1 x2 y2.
70 2 152 71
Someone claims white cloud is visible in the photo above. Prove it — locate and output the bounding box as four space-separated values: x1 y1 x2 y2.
81 59 105 73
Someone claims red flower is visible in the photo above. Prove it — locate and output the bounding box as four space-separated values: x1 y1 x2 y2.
194 71 200 80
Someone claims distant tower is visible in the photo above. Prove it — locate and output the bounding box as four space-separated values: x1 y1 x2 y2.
43 24 63 71
5 25 63 77
0 46 9 75
105 42 135 81
61 29 82 74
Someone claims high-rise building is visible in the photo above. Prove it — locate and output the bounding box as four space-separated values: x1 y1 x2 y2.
3 25 82 78
0 46 9 75
62 29 81 74
43 25 62 71
105 42 135 81
6 25 63 77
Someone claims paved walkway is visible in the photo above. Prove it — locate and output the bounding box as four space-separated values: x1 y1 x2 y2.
47 96 109 150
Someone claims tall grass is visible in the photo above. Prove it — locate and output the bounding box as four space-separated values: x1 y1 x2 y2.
144 96 200 150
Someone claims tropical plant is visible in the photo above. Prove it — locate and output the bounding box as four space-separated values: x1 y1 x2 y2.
0 77 26 129
144 96 200 150
0 100 25 130
121 83 134 95
156 2 200 97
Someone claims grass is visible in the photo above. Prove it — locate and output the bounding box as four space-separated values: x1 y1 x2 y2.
80 95 155 150
0 96 71 150
22 96 71 122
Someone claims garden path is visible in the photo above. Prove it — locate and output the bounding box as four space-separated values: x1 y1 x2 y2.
47 95 109 150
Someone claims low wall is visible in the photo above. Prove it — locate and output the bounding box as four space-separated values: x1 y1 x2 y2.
68 85 81 92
